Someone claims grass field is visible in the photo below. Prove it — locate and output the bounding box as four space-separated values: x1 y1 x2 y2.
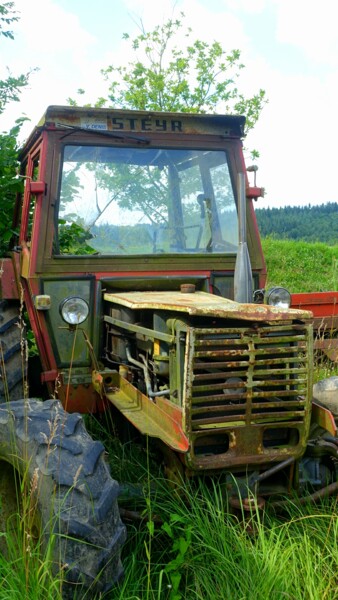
90 428 338 600
0 237 337 599
1 429 337 600
262 238 338 292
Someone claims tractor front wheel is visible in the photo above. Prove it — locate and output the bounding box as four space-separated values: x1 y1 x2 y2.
0 300 26 401
0 398 126 597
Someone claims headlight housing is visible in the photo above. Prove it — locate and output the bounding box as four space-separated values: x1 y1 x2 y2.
60 296 89 325
266 286 291 309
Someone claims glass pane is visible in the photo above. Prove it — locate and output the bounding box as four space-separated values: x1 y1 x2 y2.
57 146 238 255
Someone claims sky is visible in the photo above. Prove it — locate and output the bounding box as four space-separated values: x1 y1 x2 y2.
1 0 338 209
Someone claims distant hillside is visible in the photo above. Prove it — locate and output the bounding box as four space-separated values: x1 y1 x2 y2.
255 202 338 244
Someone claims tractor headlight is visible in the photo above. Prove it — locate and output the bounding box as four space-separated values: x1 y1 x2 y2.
60 296 89 325
266 287 291 309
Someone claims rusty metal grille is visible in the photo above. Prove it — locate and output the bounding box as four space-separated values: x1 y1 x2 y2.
184 323 312 433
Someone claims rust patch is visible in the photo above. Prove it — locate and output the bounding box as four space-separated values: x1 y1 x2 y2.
104 371 189 452
311 402 337 436
0 258 19 299
104 291 312 322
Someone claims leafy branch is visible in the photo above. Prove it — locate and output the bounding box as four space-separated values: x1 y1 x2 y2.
99 13 266 133
69 12 267 136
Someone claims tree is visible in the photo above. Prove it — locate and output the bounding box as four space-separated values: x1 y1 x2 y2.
63 14 267 254
0 2 33 254
0 2 30 114
70 13 266 134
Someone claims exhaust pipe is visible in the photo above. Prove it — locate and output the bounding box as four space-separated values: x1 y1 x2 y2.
234 172 253 303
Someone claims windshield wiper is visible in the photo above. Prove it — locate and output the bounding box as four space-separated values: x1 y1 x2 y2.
58 123 150 145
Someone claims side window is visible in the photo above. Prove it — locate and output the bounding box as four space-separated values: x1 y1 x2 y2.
209 162 238 249
26 156 40 244
19 153 40 244
10 160 28 249
179 163 205 249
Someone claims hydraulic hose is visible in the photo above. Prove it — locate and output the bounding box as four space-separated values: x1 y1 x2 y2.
125 346 170 398
270 480 338 508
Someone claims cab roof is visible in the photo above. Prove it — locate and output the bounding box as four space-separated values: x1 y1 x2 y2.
20 105 246 155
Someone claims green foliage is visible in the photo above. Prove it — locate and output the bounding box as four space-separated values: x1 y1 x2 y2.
82 415 338 600
256 202 338 244
57 220 96 255
0 120 25 254
0 460 63 600
0 3 32 115
0 71 30 113
107 477 338 600
1 406 337 599
161 514 192 600
0 548 63 599
65 13 266 252
262 237 338 292
70 13 267 133
1 455 337 599
0 2 18 40
0 1 34 255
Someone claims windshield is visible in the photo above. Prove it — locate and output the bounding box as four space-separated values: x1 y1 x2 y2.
56 145 238 255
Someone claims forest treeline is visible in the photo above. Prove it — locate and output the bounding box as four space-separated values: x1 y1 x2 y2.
255 202 338 243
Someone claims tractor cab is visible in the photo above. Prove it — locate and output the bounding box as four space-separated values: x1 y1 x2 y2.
9 106 316 489
0 106 336 593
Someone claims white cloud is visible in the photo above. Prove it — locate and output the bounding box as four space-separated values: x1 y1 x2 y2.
223 0 267 14
275 0 338 66
121 0 250 50
0 0 103 135
1 0 337 208
13 0 95 64
249 63 338 208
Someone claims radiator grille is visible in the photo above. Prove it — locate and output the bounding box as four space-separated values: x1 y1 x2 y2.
185 323 311 432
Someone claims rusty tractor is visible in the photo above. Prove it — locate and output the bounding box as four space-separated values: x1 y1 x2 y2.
0 106 337 590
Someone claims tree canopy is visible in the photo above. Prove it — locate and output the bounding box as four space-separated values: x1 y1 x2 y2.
256 202 338 244
1 7 267 256
64 13 267 254
0 2 30 115
70 13 267 136
0 2 32 254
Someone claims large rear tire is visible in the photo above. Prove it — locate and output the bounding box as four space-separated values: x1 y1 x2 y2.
0 398 126 597
0 300 26 401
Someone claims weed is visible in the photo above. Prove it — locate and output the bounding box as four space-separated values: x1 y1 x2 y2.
98 475 337 600
0 404 337 600
1 238 338 598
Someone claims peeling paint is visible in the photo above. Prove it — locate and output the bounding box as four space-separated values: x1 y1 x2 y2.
104 291 312 322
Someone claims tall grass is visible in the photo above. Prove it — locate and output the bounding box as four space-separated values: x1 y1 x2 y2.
104 471 338 600
1 239 337 598
81 416 338 600
262 238 338 292
0 398 337 600
0 465 64 600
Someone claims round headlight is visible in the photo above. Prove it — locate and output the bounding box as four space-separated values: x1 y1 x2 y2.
266 287 291 309
60 297 89 325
